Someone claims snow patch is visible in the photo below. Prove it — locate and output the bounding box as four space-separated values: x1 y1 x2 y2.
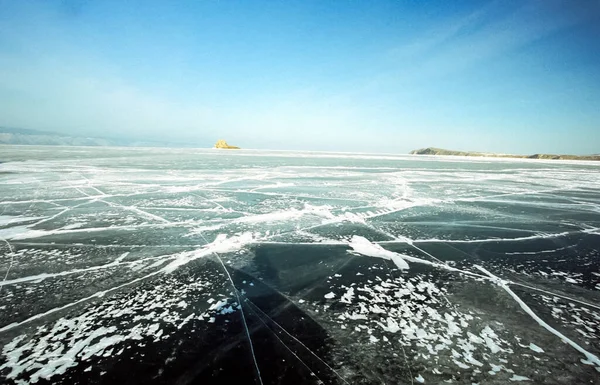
347 236 409 269
528 343 544 353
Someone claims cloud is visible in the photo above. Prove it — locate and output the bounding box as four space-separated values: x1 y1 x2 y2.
0 48 380 149
0 0 597 154
0 57 211 139
0 1 377 148
383 1 600 83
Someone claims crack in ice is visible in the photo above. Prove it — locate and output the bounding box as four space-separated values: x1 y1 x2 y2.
474 265 600 372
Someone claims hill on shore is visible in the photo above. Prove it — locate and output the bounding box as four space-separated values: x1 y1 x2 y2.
410 147 600 161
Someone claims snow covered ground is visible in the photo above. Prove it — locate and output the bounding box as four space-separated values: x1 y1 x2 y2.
0 145 599 384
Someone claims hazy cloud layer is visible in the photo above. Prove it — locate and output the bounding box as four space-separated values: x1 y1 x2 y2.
0 0 599 153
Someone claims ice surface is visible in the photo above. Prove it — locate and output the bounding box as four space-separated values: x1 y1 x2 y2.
1 146 600 384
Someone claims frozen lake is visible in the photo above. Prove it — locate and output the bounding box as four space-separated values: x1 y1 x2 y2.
1 145 599 384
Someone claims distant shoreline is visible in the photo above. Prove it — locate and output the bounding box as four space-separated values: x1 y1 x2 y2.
410 147 600 161
1 142 598 162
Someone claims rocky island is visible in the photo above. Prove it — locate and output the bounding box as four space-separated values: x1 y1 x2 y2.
214 139 240 149
410 147 600 161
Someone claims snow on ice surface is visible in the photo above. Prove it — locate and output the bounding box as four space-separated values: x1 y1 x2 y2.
0 268 235 383
528 343 544 353
347 235 410 269
1 146 600 384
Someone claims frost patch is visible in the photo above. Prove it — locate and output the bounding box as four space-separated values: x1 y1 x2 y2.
347 236 409 270
528 343 544 353
0 273 235 383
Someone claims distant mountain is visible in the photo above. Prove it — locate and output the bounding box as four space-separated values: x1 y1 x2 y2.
0 127 53 135
0 127 203 148
410 147 600 161
0 127 123 146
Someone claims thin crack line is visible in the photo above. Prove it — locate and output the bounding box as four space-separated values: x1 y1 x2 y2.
0 238 15 293
243 299 326 384
245 298 351 385
193 230 263 385
213 255 264 385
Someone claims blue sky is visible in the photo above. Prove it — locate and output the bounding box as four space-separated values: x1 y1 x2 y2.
0 0 599 154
